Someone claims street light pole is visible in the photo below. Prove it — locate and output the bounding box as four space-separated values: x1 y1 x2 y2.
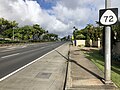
104 0 111 84
12 28 14 41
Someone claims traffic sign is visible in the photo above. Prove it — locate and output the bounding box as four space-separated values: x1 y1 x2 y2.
99 8 118 26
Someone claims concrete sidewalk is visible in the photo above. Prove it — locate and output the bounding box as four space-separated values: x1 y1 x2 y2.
0 43 69 90
66 46 118 90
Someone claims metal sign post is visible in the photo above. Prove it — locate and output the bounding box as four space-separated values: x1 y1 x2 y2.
105 0 111 84
105 26 111 84
99 0 118 84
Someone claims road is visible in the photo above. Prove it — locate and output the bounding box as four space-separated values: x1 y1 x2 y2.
0 42 65 79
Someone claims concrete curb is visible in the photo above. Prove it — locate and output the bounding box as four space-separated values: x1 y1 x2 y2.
65 45 72 90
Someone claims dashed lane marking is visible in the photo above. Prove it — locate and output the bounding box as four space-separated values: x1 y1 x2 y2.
1 53 20 59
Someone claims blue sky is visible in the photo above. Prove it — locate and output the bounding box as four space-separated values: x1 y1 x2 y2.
36 0 55 10
0 0 119 37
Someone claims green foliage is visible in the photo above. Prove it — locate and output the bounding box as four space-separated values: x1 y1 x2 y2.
76 34 85 40
2 29 13 38
0 18 18 34
84 49 120 88
73 24 102 41
84 24 102 41
73 24 102 47
43 33 58 41
0 40 19 44
112 21 120 41
0 18 58 42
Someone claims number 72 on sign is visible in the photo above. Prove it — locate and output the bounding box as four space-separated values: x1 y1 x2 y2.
99 8 118 26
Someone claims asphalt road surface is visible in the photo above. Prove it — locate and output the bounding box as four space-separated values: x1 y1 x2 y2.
0 41 65 79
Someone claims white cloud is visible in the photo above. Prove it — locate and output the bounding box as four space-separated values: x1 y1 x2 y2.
50 0 105 33
0 0 69 37
0 0 119 37
112 0 120 16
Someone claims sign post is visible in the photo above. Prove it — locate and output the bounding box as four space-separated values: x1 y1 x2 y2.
104 0 111 83
99 0 118 84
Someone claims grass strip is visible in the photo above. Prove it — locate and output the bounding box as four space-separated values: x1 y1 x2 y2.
82 48 120 88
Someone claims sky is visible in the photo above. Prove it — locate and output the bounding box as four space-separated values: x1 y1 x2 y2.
0 0 120 37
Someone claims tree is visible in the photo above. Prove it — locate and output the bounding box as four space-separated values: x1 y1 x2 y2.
2 29 13 38
19 25 33 40
0 18 18 34
33 24 45 40
76 34 85 40
73 24 103 46
0 18 9 34
81 24 102 41
0 18 59 42
112 21 120 41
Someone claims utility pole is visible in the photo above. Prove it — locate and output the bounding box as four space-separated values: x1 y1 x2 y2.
105 0 111 84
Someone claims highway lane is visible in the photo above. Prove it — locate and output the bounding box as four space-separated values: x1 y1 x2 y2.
0 42 56 57
0 41 65 79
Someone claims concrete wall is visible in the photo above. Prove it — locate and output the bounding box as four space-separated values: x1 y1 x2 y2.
75 39 100 48
76 40 85 46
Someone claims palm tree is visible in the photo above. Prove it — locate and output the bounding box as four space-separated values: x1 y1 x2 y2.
33 24 45 40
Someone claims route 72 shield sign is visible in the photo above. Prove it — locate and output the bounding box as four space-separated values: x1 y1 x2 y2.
99 8 118 26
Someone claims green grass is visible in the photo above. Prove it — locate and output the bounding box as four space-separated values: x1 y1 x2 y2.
82 49 120 88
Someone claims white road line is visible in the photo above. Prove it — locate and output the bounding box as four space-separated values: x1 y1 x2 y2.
6 46 27 50
0 43 66 81
20 46 46 54
22 46 27 48
40 47 45 49
0 46 46 59
0 46 26 52
1 53 20 59
0 50 12 52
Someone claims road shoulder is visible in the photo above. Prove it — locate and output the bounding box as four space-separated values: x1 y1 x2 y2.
0 43 69 90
